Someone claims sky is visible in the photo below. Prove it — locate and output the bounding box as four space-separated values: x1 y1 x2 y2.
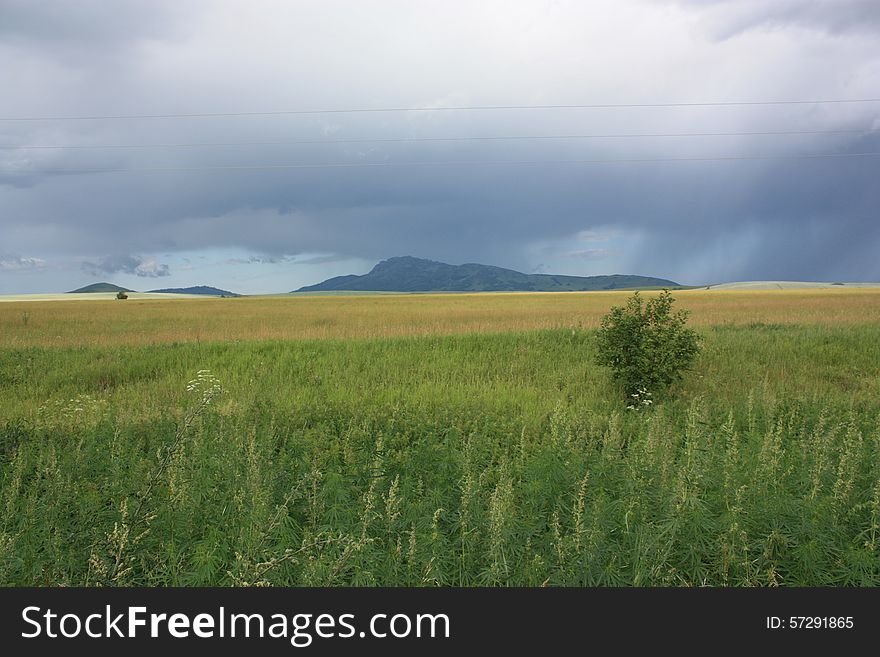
1 0 879 294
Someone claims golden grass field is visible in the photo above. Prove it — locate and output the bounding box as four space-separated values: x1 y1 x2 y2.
2 287 880 347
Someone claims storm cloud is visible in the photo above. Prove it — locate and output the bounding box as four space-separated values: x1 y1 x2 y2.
1 0 879 293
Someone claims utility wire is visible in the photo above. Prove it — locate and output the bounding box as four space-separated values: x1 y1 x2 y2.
1 128 872 150
4 151 880 175
2 98 880 121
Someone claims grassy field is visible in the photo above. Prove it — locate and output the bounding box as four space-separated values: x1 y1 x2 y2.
1 289 879 585
0 292 207 304
2 287 880 347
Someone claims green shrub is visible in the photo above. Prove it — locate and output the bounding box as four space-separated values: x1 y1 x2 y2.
595 290 701 400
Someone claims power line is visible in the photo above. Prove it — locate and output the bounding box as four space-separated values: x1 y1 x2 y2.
2 98 880 121
4 150 879 175
1 128 872 151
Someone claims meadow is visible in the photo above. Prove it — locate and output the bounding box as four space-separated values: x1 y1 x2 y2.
1 289 879 586
3 287 880 347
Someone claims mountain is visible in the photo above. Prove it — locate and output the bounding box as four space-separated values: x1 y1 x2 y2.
294 256 679 293
69 283 240 296
147 285 240 297
68 282 132 293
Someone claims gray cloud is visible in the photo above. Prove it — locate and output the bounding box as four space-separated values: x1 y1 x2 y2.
0 0 192 50
564 249 613 261
82 254 170 278
1 0 879 292
670 0 880 39
224 254 294 265
0 254 46 271
292 254 356 265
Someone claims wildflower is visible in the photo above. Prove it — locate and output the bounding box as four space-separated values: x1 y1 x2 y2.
626 388 654 411
185 369 222 404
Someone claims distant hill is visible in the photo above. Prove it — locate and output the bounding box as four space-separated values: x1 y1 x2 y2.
294 256 679 293
68 282 132 293
147 285 240 297
705 281 880 291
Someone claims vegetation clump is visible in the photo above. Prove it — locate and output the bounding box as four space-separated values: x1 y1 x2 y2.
595 290 701 400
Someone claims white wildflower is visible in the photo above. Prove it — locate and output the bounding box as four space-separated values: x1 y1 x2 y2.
627 388 654 411
185 369 222 404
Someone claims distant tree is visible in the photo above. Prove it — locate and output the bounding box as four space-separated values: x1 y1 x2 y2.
116 291 128 300
595 290 701 402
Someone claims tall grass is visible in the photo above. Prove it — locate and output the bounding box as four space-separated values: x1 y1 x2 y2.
1 288 879 347
1 324 879 585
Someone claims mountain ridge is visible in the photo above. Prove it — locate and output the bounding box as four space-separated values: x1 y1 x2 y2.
69 283 239 296
295 256 679 293
148 285 240 297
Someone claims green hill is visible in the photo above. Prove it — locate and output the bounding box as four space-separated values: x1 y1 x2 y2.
294 256 679 293
68 282 133 294
148 286 240 297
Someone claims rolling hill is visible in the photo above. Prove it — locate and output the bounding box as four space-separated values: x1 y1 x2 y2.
148 286 240 297
294 256 679 293
68 282 132 294
69 283 239 296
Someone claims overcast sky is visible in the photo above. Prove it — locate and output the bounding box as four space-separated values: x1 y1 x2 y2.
1 0 879 294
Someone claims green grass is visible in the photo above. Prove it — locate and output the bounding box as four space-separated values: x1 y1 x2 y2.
2 325 880 585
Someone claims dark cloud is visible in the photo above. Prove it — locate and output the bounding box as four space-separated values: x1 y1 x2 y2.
670 0 880 38
0 0 192 50
82 255 170 278
293 254 358 265
1 0 879 292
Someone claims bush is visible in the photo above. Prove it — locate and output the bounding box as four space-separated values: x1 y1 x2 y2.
595 290 701 400
116 291 128 300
